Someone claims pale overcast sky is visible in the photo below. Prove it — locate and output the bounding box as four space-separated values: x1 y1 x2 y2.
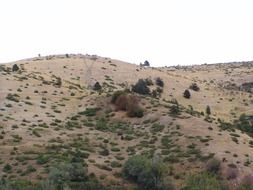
0 0 253 66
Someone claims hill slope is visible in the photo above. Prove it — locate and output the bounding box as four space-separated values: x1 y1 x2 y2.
0 54 253 189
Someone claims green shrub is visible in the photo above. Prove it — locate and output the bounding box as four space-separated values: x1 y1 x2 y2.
206 105 211 115
111 147 120 152
150 123 165 133
54 77 62 87
123 155 150 182
132 79 150 95
182 172 228 190
183 89 191 99
156 77 164 87
78 108 98 117
206 158 221 174
123 155 174 190
111 90 127 103
6 93 19 102
23 165 36 175
189 83 200 91
99 148 109 156
143 60 150 66
36 155 50 165
95 118 108 131
169 104 181 116
111 161 122 168
93 82 102 91
127 105 144 118
235 114 253 134
12 64 19 72
49 162 88 188
3 164 12 172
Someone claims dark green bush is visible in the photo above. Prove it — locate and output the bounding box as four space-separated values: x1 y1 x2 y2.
183 89 191 99
36 155 50 165
123 155 174 190
12 64 19 72
169 104 181 116
156 78 164 87
127 106 144 118
132 79 150 95
150 123 165 133
54 77 62 87
206 105 211 115
235 114 253 134
123 155 150 183
6 93 19 102
49 162 88 189
93 82 102 91
3 164 12 172
78 108 98 117
140 60 150 67
99 148 109 156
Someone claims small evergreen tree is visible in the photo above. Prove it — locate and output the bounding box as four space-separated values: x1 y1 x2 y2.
183 89 191 99
132 79 150 95
93 82 102 91
143 60 150 66
206 105 211 115
12 64 19 72
170 104 181 116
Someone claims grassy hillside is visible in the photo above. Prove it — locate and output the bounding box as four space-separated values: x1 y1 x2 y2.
0 54 252 190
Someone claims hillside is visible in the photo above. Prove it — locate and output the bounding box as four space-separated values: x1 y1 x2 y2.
0 54 253 190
